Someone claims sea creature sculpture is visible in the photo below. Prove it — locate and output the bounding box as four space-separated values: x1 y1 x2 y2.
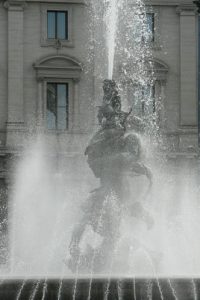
68 79 153 273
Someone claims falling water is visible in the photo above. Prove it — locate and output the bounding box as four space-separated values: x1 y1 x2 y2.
191 279 197 300
141 248 164 300
133 278 137 300
16 280 26 300
72 257 81 300
117 279 123 300
156 280 164 300
146 279 153 300
168 279 179 300
29 280 40 300
41 279 48 300
87 195 110 300
104 280 110 300
57 278 63 300
103 223 121 300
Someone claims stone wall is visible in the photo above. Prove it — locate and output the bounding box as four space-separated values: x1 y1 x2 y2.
149 0 198 153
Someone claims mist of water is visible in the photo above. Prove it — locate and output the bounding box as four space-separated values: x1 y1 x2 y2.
9 137 96 277
4 134 199 279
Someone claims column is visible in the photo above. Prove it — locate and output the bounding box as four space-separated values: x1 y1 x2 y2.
4 0 26 146
177 5 197 126
93 2 107 127
72 78 81 132
36 78 44 132
154 80 162 126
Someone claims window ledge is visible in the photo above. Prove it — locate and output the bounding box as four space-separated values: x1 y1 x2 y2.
41 39 74 48
44 129 86 135
29 0 85 3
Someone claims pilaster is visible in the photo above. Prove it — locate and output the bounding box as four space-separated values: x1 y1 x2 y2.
4 0 27 146
177 5 198 126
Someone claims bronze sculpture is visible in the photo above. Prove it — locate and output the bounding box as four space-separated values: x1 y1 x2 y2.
68 79 153 273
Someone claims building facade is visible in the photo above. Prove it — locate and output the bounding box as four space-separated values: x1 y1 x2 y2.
0 0 198 170
149 0 198 156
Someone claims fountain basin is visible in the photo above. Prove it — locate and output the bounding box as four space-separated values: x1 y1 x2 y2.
0 278 198 299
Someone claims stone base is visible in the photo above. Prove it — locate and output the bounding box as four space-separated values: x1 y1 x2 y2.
0 278 198 299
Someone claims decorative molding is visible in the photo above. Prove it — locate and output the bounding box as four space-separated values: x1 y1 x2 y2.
145 0 197 6
176 4 197 15
118 58 168 85
4 0 27 10
33 55 83 133
146 58 169 81
166 128 198 136
27 0 85 3
72 78 80 83
6 122 25 131
54 39 62 50
33 54 83 80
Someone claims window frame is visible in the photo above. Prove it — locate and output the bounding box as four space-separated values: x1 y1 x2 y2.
33 55 82 133
145 6 161 50
141 84 156 115
46 82 69 131
41 4 73 48
43 79 74 133
131 84 156 117
47 10 69 40
146 12 155 43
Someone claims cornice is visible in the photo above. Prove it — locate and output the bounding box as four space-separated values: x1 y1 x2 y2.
33 54 83 80
25 0 84 3
145 0 197 6
176 4 197 15
4 0 27 10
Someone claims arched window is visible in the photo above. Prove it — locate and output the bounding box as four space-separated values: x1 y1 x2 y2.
33 55 82 132
121 58 169 127
132 59 168 118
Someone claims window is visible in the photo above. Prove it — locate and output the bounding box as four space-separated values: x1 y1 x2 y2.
146 13 155 42
133 85 155 117
34 55 82 132
47 83 69 130
47 11 68 40
141 85 155 115
41 5 73 47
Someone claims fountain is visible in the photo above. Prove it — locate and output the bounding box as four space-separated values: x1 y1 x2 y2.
68 79 153 274
0 0 199 299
